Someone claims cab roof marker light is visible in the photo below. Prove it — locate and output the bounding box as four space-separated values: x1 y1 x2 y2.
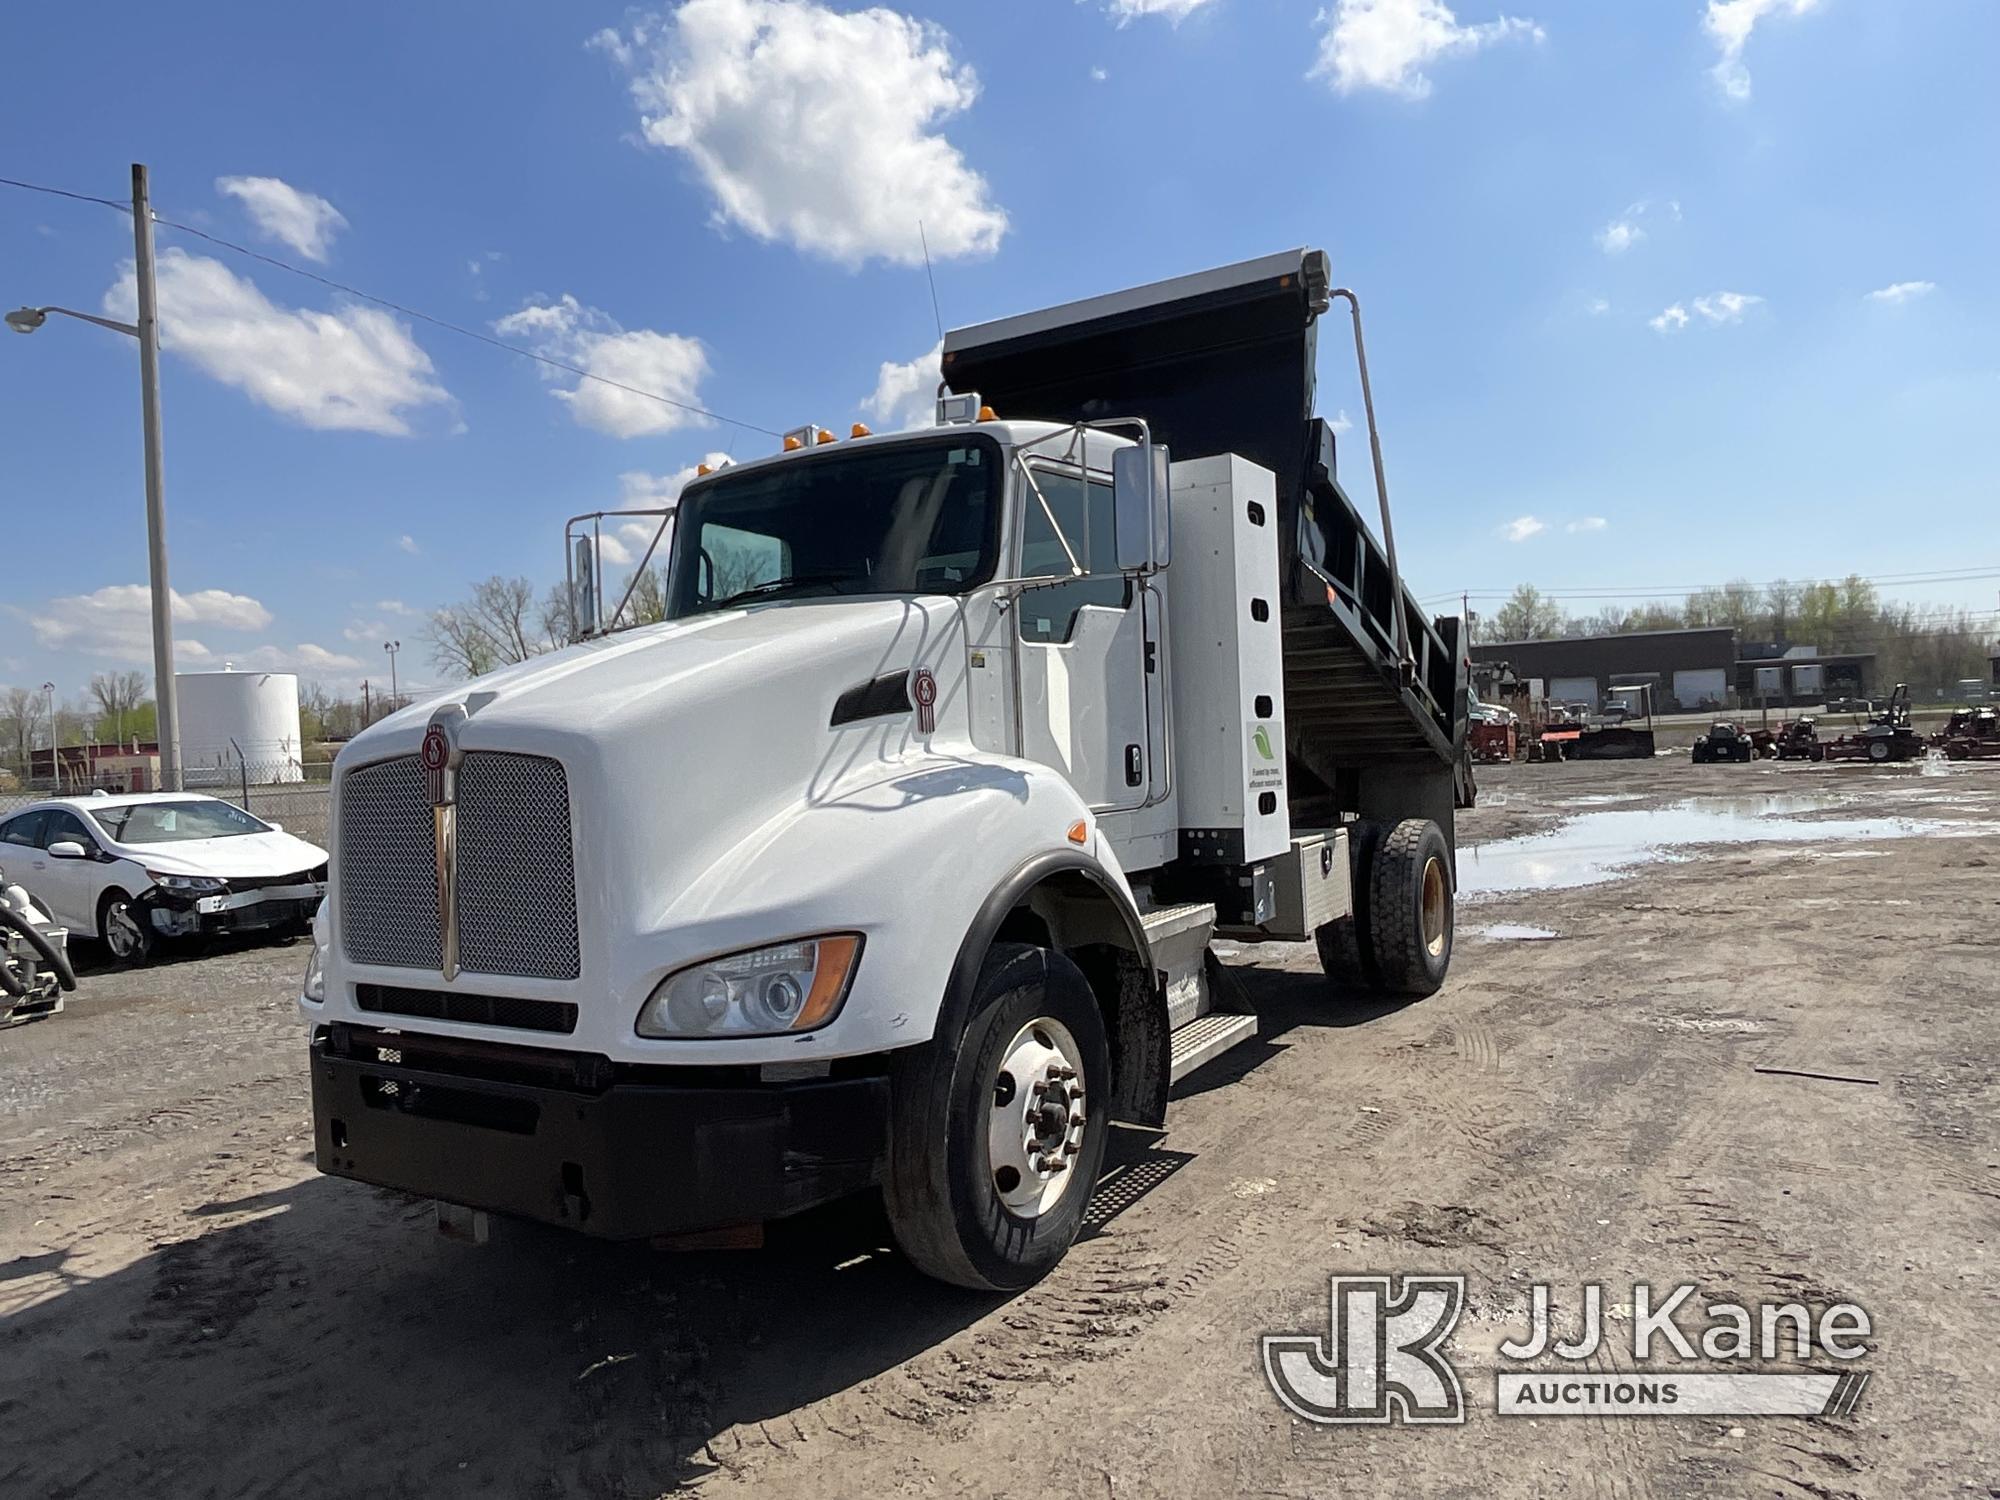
851 422 872 438
816 428 836 445
781 424 818 452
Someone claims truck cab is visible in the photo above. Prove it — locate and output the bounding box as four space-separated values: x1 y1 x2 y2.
305 249 1467 1289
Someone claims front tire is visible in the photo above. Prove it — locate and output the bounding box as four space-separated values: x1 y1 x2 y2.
98 889 155 965
1866 739 1892 763
1365 820 1454 998
885 943 1111 1291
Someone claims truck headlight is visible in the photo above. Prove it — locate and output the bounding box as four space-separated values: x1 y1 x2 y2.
637 935 862 1038
302 942 326 1004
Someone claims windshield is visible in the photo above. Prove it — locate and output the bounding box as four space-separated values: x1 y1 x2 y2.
665 436 1002 619
92 800 271 844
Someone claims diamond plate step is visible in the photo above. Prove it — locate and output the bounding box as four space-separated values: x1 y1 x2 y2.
1168 1010 1259 1084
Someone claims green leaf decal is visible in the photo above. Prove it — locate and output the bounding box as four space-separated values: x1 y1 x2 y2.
1253 726 1275 760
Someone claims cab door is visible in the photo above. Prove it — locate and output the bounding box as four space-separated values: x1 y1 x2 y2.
1012 465 1153 813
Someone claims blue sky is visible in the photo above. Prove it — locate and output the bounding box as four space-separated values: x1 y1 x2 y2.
4 0 1995 702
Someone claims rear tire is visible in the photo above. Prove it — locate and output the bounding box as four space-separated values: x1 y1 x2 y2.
1866 739 1892 763
884 943 1111 1291
1365 820 1454 998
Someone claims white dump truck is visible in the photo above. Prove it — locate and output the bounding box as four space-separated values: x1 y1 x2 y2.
304 249 1469 1289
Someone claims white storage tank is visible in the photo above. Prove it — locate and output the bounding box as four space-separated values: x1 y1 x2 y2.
174 668 304 785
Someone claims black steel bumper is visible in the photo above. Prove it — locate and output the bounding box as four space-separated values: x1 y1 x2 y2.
310 1023 891 1238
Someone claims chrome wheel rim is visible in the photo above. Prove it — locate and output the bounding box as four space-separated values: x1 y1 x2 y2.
1421 856 1450 959
988 1017 1087 1217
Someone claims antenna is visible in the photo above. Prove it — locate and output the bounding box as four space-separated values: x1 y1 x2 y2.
918 220 943 343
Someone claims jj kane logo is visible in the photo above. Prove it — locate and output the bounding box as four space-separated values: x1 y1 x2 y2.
1263 1277 1873 1425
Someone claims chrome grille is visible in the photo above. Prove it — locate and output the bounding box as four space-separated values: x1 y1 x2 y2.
339 755 440 970
455 752 580 980
338 750 580 981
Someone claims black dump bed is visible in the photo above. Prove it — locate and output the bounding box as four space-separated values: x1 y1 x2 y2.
943 249 1467 824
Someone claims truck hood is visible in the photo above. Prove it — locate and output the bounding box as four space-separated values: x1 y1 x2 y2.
355 596 956 750
340 595 970 931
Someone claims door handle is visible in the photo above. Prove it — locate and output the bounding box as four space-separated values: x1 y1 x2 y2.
1125 743 1144 786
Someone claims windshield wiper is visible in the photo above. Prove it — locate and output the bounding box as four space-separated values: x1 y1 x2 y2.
711 573 858 610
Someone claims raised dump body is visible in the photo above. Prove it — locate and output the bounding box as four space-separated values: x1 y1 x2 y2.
942 248 1467 838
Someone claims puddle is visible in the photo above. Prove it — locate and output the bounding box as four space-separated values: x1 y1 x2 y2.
1459 793 1974 896
1470 923 1561 941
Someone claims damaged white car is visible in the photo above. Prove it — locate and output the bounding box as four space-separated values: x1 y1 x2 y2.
0 792 327 963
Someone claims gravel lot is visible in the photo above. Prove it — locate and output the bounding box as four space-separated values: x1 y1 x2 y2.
4 757 1997 1499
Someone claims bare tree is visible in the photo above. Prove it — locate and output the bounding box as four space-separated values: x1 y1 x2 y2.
1 687 47 776
1487 584 1566 642
89 671 149 745
426 576 565 679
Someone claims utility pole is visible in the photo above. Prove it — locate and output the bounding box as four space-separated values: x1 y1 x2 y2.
131 164 182 791
384 640 401 709
362 680 372 725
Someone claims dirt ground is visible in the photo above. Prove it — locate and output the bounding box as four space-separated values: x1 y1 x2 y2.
4 757 1998 1499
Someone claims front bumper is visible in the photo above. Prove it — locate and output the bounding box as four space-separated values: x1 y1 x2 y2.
148 882 323 938
309 1023 891 1238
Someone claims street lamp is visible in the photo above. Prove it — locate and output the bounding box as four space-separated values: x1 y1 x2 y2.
383 640 401 707
6 164 182 790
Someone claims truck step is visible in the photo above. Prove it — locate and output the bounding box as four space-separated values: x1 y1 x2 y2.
1142 902 1218 1030
1168 1010 1259 1084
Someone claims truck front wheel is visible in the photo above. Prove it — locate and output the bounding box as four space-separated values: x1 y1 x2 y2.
1365 820 1453 998
885 943 1111 1291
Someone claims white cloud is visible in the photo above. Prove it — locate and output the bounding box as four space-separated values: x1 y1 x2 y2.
1692 290 1762 323
1501 515 1546 542
215 175 348 262
1091 66 1109 82
1329 409 1355 434
494 294 711 439
861 340 944 432
1704 0 1819 102
1596 219 1644 255
1567 516 1608 533
1866 280 1935 305
1650 292 1761 332
375 598 419 616
594 0 1007 268
397 534 421 554
1312 0 1543 99
103 250 449 436
1107 0 1215 24
28 585 273 663
1586 296 1612 316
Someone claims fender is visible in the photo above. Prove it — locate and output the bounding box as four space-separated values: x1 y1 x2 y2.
938 848 1170 1127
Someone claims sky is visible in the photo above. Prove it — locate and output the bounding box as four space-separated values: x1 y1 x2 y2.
3 0 1996 705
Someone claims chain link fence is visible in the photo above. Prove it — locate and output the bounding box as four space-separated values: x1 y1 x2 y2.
0 759 333 850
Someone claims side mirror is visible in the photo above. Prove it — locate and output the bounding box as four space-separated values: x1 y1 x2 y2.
265 821 284 833
1112 443 1171 573
570 536 600 639
47 840 86 860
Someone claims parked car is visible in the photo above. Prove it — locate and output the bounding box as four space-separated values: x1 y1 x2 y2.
0 792 327 963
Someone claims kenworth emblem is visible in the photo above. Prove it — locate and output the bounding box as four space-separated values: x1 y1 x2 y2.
911 668 938 734
423 704 469 980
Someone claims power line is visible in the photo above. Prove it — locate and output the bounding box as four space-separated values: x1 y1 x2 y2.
1 171 781 439
0 174 129 213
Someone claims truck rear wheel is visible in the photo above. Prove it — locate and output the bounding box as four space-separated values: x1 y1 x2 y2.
1365 820 1453 998
885 943 1111 1291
